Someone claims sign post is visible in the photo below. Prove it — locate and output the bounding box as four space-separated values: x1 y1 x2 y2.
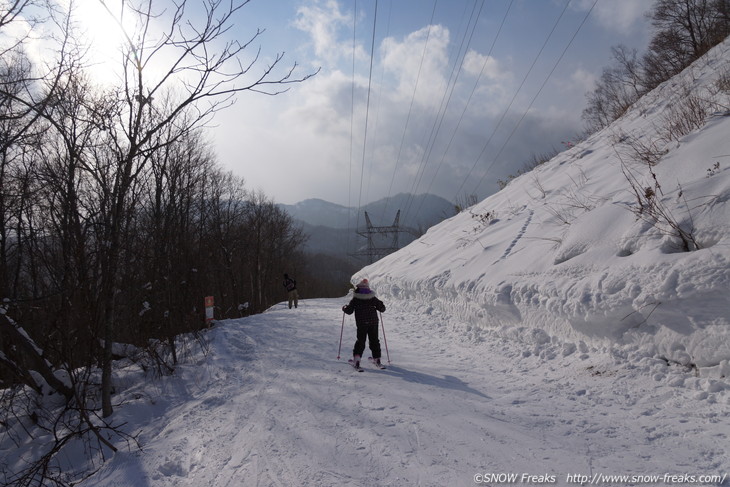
204 296 214 327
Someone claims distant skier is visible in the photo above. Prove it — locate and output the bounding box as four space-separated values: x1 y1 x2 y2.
283 273 298 309
342 279 386 369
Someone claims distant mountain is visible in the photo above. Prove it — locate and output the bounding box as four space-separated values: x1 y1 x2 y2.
279 198 352 228
279 193 456 259
280 193 454 231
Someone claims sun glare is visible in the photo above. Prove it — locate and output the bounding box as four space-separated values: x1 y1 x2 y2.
71 1 135 83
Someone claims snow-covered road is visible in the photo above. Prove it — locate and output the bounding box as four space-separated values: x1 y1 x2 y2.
87 297 728 487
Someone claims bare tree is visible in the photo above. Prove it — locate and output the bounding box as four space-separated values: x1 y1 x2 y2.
652 0 724 57
0 1 315 483
583 0 729 132
583 45 648 131
87 0 317 417
643 0 730 89
0 1 45 55
0 0 86 390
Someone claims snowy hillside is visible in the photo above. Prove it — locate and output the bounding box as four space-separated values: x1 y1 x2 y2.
358 38 730 375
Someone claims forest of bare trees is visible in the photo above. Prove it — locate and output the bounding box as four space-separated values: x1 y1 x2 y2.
1 1 315 483
583 0 729 132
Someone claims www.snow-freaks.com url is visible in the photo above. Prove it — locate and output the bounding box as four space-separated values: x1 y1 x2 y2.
564 473 728 485
473 472 728 484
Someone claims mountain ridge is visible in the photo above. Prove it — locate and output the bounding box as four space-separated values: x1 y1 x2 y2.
278 193 454 231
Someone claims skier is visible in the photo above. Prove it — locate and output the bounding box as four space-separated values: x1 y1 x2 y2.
283 273 298 309
342 279 386 369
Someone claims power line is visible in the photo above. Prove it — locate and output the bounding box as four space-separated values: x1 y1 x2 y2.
349 0 597 233
402 0 486 223
454 0 571 200
380 0 439 223
346 0 358 258
364 0 393 205
355 0 379 232
472 0 598 196
414 0 517 220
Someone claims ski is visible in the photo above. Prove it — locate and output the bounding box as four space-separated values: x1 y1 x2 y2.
347 359 364 372
368 357 387 369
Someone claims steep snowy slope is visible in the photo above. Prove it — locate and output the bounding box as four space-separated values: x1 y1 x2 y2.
357 39 730 373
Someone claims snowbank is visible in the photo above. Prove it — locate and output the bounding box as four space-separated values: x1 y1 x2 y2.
357 39 730 372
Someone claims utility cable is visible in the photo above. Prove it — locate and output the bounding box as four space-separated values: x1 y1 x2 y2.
402 0 484 223
355 0 379 233
472 0 598 196
346 0 357 259
454 0 571 200
380 0 439 223
364 0 393 206
414 0 516 220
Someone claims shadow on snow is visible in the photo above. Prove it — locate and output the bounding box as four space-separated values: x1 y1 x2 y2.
379 364 490 399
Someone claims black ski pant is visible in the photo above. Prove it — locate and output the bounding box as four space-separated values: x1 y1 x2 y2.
353 322 381 360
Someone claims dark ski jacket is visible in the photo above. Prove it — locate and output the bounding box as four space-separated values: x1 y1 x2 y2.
283 277 297 291
343 289 385 327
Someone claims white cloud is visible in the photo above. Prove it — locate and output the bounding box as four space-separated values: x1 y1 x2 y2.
569 67 598 96
380 24 450 103
572 0 652 35
462 50 504 81
217 1 627 205
460 49 514 115
294 0 366 67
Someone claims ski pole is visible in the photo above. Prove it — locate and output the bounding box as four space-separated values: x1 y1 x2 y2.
379 311 391 364
337 312 345 359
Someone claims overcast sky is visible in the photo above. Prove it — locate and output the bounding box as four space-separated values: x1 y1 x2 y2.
71 0 654 208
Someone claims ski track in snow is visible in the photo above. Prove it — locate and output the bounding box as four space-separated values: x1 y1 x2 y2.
87 298 729 487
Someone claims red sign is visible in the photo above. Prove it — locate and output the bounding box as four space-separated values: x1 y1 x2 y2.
205 296 214 325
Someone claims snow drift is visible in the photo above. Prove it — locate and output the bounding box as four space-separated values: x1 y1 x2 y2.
357 38 730 374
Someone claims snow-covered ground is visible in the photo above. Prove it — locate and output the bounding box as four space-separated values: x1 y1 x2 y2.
77 299 729 486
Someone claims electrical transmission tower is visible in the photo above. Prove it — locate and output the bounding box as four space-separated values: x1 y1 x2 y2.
354 210 406 264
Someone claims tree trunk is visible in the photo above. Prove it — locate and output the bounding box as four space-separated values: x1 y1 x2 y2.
0 314 74 400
